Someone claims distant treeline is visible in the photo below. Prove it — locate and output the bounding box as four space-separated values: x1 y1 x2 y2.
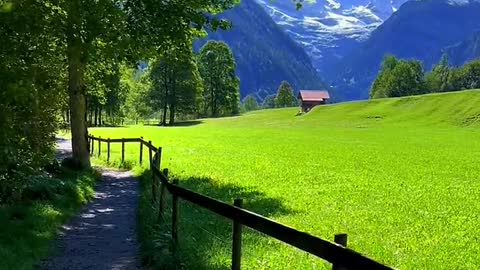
240 81 299 113
370 55 480 99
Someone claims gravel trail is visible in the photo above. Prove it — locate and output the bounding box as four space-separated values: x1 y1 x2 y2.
41 138 141 270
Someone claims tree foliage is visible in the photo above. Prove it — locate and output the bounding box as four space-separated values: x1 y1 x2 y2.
449 58 480 90
198 41 240 117
149 47 203 125
370 55 426 98
242 95 259 112
275 81 296 107
425 54 451 93
0 0 66 202
262 94 276 109
371 54 480 99
120 66 153 124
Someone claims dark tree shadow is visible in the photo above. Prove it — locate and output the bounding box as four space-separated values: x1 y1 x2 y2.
40 170 141 269
139 171 297 269
143 120 203 127
178 176 294 217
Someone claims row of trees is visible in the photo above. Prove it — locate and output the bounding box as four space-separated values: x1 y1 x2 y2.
0 0 239 202
148 41 240 125
80 40 240 127
370 55 480 98
241 81 299 112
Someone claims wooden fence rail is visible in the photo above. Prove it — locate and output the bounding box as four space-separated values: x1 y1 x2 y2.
88 135 395 270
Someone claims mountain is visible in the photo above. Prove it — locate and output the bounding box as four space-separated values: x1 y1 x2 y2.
445 32 480 66
255 0 408 72
329 0 480 100
195 0 328 100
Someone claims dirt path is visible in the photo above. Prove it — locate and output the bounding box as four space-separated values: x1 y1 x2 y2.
41 138 141 270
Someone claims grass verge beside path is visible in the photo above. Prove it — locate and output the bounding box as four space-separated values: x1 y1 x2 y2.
0 167 99 270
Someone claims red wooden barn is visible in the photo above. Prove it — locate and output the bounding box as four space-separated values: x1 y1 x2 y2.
297 90 330 113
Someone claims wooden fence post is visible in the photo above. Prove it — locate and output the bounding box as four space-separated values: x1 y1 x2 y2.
155 148 161 168
172 179 179 251
121 139 125 163
158 168 168 222
151 148 162 203
91 138 94 155
232 199 243 270
332 234 348 270
148 140 152 165
139 137 144 165
98 136 101 157
151 154 157 203
107 138 111 162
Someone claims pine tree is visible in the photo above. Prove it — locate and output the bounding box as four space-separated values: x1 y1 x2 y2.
275 81 295 107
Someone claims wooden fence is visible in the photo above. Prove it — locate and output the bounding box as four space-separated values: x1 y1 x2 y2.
88 135 395 270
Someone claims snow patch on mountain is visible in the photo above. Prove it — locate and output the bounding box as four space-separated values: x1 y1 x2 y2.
325 0 341 9
255 0 409 70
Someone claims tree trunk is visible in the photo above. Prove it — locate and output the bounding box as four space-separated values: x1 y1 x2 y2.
169 73 176 125
99 105 102 126
161 71 169 126
169 104 175 125
211 84 215 117
162 102 168 126
94 105 98 127
66 109 70 124
88 107 93 127
67 6 90 169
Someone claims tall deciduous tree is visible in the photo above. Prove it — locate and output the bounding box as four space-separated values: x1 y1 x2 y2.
198 41 240 117
370 56 426 98
150 47 202 125
275 81 295 107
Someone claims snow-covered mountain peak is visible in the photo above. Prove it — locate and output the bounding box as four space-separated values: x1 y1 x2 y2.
256 0 409 70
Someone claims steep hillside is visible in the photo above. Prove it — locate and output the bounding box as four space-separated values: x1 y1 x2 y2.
195 0 328 100
329 0 480 100
445 32 480 66
256 0 408 72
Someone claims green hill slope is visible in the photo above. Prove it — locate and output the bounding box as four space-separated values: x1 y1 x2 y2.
212 89 480 128
305 89 480 126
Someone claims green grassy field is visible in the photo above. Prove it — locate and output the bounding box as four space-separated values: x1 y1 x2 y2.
91 90 480 269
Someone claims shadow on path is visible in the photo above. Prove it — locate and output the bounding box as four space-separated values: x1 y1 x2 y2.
42 139 141 270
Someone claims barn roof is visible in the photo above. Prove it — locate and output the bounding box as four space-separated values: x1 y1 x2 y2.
298 90 330 101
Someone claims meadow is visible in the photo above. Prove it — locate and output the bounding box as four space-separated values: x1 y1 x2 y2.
91 90 480 269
